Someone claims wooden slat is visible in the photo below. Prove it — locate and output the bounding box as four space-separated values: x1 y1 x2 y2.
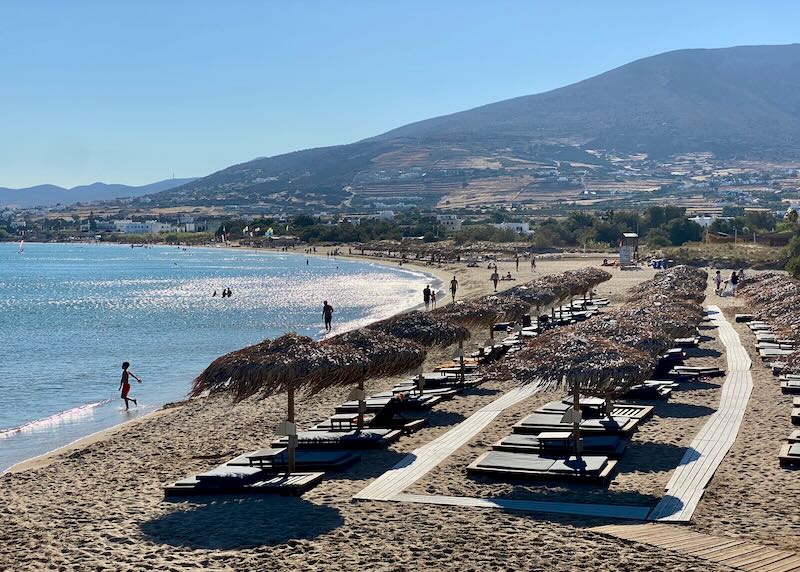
650 306 753 522
592 523 800 572
354 382 543 500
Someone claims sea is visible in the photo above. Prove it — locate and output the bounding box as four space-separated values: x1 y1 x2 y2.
0 242 432 471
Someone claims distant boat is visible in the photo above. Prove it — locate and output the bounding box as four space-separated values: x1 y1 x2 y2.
18 240 24 254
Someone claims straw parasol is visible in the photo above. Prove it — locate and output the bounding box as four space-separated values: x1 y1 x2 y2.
191 332 369 401
572 312 673 357
367 310 470 346
191 332 373 472
323 328 426 378
499 331 652 453
323 329 427 430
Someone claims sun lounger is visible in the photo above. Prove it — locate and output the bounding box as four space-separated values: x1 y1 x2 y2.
164 472 324 497
792 408 800 426
493 433 628 458
624 384 672 400
467 451 617 483
336 394 441 413
788 429 800 444
226 448 361 471
670 365 725 377
760 348 795 359
539 399 653 421
778 443 800 468
271 428 402 449
674 336 700 348
390 385 458 400
662 348 687 361
512 412 640 435
734 314 755 323
781 380 800 394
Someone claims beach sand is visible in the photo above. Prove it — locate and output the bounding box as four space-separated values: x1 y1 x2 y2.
1 257 791 571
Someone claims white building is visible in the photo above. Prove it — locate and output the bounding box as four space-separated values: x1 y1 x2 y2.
492 221 534 235
437 214 463 233
688 215 733 228
113 219 174 234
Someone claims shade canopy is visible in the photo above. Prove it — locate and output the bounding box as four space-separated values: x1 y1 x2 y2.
191 332 370 401
494 331 653 397
367 310 470 346
322 328 426 379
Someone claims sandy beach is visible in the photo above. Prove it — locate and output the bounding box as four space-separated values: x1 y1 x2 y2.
1 255 796 571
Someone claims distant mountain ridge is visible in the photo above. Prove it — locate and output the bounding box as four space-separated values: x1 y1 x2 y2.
147 44 800 210
0 178 197 207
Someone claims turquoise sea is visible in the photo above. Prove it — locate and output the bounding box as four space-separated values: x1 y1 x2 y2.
0 243 430 471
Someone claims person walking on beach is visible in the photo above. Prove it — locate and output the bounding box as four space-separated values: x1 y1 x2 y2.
450 276 458 302
490 269 500 292
423 285 431 310
119 362 141 410
515 256 519 272
729 271 739 296
531 256 537 272
714 271 722 295
431 290 437 309
322 300 334 333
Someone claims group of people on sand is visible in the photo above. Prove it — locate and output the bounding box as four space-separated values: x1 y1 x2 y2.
714 269 745 297
422 285 438 309
212 287 233 298
422 276 459 309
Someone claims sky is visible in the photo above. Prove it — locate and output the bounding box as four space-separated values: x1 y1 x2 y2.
1 0 799 188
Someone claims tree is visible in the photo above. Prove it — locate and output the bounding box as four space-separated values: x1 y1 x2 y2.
666 219 703 246
291 214 317 228
785 235 800 278
646 228 671 247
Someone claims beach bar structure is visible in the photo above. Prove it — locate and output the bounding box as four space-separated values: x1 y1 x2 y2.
619 232 639 268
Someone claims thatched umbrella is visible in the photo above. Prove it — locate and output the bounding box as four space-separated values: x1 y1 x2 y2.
191 333 370 471
430 299 503 327
572 312 673 357
368 310 470 346
323 329 426 429
495 331 652 453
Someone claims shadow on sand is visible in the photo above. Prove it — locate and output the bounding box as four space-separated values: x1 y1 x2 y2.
332 449 413 482
141 496 343 549
656 402 716 419
423 410 467 428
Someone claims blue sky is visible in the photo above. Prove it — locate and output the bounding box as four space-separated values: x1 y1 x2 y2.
1 0 798 188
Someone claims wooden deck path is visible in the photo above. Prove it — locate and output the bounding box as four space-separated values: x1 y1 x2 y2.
649 305 753 522
593 523 800 572
354 381 652 519
354 382 543 501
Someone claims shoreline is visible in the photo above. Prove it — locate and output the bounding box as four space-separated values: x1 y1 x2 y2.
3 245 447 475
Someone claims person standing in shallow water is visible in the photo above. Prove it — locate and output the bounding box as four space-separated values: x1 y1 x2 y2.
119 362 141 411
322 301 334 333
431 290 437 309
423 285 431 309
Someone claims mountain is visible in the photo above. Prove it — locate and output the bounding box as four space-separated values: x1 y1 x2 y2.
145 44 800 210
0 178 197 208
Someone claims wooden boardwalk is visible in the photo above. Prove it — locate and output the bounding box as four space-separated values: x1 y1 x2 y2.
354 382 543 501
649 305 753 522
354 381 651 519
593 523 800 572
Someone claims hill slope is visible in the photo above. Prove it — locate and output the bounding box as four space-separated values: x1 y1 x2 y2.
0 178 197 208
149 44 800 210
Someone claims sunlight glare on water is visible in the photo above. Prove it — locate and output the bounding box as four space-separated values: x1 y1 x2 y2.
0 243 431 470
